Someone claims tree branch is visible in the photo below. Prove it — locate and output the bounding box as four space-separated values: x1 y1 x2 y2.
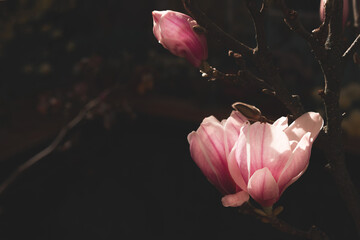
278 0 360 236
245 0 267 53
326 0 343 49
200 62 273 91
342 34 360 59
182 0 254 57
277 0 326 60
0 88 112 196
354 0 360 31
184 0 304 118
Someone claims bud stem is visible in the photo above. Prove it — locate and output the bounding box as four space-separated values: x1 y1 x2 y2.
263 206 273 216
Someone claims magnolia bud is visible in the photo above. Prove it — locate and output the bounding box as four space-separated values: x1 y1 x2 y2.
152 10 208 67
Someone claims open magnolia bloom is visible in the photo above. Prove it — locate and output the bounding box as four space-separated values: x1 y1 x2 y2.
226 112 324 208
152 10 208 67
187 111 250 207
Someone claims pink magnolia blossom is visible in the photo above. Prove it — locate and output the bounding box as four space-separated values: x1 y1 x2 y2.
187 111 249 207
152 10 208 67
227 112 323 207
320 0 349 27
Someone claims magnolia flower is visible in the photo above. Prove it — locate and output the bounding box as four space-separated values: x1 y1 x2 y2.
320 0 349 27
187 111 249 207
227 112 323 207
152 10 208 67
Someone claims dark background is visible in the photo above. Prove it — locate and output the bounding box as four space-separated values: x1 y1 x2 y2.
0 0 359 239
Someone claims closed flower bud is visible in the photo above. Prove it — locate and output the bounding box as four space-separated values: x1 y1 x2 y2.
152 10 208 67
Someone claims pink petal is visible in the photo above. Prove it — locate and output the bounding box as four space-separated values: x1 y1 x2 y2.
152 10 207 67
224 111 248 155
272 116 288 131
228 124 251 187
277 132 312 194
228 142 248 191
188 117 235 194
245 122 292 182
284 112 323 144
221 191 249 207
248 168 279 207
152 11 162 42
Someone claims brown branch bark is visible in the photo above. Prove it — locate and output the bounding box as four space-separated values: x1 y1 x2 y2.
200 62 273 90
245 0 267 53
279 0 360 237
182 0 253 57
343 34 360 59
183 0 304 118
354 0 360 30
0 88 112 196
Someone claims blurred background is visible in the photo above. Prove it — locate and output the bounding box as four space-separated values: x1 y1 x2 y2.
0 0 359 239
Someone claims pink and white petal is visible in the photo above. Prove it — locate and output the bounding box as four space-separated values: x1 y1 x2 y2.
247 168 279 207
272 116 288 131
284 112 324 143
188 131 236 194
246 123 292 181
277 132 312 194
188 116 240 194
228 147 248 191
188 131 222 188
152 11 163 42
201 115 221 125
289 140 298 151
280 162 309 196
224 111 248 155
221 191 249 207
158 12 206 66
229 124 252 185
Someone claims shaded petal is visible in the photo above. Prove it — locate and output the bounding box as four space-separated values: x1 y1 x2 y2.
221 191 249 207
284 112 323 144
188 117 235 194
246 122 292 182
272 116 288 131
228 124 251 187
277 132 312 194
248 168 279 207
224 111 248 155
228 140 248 191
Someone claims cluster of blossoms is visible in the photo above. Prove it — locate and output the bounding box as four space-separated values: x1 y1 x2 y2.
152 10 324 210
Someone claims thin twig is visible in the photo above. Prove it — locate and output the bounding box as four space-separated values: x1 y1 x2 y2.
278 0 312 40
326 0 343 49
182 0 254 57
0 89 112 196
343 34 360 59
277 0 326 60
245 0 267 53
184 0 304 118
354 0 360 30
200 62 273 90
